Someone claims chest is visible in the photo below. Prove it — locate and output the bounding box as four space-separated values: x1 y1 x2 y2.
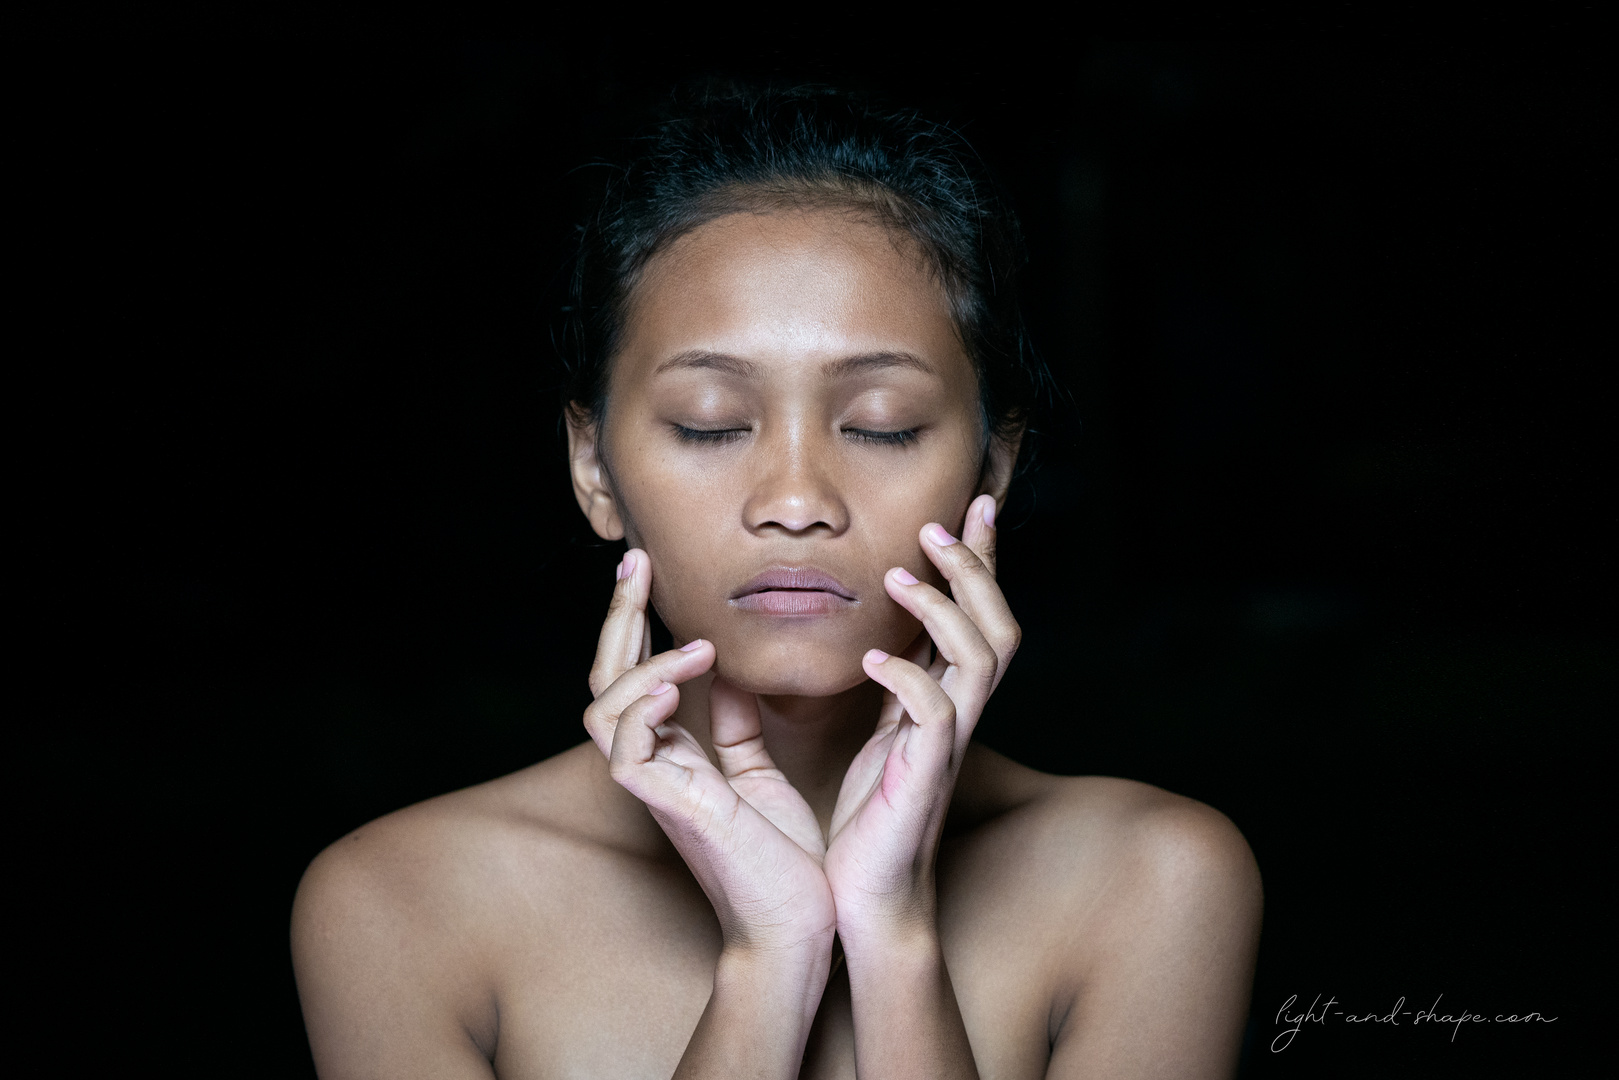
485 846 1063 1080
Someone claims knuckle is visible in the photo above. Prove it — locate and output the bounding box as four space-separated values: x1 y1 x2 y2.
1002 620 1023 659
950 543 988 574
969 640 999 674
621 689 666 723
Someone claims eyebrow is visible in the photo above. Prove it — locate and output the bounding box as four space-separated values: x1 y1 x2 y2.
822 351 934 379
652 350 934 379
653 350 761 378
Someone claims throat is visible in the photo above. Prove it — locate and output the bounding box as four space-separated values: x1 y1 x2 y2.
667 670 885 830
756 681 884 828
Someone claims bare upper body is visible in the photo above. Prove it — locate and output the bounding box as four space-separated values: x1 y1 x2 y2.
294 733 1260 1079
292 138 1262 1078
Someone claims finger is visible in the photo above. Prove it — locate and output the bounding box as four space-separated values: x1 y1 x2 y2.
588 549 651 698
907 627 948 682
874 629 934 733
884 566 1000 730
917 521 1021 692
861 649 958 775
639 610 652 664
961 494 999 579
709 677 781 781
582 638 714 757
607 681 684 792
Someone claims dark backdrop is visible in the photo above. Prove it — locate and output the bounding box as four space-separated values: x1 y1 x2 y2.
20 37 1607 1076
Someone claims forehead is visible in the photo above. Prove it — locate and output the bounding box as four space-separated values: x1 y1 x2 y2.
614 208 972 387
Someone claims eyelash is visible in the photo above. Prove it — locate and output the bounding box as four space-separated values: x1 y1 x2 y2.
845 427 919 447
671 425 919 447
672 425 748 445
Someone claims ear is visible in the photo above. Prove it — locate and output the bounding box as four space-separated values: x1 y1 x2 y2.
978 424 1024 510
565 405 626 542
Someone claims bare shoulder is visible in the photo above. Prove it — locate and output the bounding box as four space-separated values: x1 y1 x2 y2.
293 742 601 938
290 743 614 1077
1051 772 1259 914
948 744 1262 1077
952 743 1261 924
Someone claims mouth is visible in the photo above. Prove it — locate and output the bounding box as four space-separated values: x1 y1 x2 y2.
729 567 859 617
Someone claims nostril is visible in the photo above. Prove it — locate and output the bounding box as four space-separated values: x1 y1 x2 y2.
756 515 838 535
743 474 850 536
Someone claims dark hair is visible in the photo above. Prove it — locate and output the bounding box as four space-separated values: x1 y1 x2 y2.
559 84 1050 462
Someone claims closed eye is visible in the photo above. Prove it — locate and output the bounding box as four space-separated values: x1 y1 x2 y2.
673 425 920 447
844 428 920 447
672 424 750 445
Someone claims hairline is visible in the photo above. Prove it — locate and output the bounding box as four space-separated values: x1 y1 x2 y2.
589 180 989 432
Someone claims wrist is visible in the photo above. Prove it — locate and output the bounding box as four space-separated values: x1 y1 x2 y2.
835 902 940 961
718 910 836 961
833 875 939 950
718 928 835 971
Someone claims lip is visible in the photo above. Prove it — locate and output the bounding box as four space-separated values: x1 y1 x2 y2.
729 567 859 616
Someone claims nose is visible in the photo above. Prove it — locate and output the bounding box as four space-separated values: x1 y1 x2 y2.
741 426 850 538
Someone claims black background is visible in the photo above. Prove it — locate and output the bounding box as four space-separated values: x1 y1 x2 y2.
18 32 1607 1077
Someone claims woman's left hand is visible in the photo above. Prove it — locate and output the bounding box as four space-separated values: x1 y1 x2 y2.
823 493 1020 939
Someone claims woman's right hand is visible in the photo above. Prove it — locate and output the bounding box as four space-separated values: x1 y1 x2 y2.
584 548 836 959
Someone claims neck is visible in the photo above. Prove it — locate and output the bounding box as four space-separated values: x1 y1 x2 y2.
672 671 883 832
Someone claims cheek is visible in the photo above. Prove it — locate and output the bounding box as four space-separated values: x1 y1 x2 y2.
612 460 729 639
868 455 983 576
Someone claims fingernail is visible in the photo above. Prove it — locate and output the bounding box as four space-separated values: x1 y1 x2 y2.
924 523 958 547
679 639 704 652
649 681 673 695
865 649 889 664
892 567 919 586
982 499 996 529
615 553 630 581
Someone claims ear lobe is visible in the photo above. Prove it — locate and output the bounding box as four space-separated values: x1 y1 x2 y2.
566 406 626 542
979 426 1024 509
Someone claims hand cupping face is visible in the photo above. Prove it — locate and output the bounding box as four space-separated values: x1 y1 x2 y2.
570 202 1023 957
582 492 1016 948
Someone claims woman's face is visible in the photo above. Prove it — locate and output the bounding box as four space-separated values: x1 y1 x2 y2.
570 207 1014 697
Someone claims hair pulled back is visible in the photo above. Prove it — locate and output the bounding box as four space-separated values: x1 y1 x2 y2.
560 84 1048 458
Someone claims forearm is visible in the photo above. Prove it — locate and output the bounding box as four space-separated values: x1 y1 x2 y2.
841 921 981 1080
674 943 833 1079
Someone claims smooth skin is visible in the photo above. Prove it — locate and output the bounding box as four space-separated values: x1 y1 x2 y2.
292 207 1262 1078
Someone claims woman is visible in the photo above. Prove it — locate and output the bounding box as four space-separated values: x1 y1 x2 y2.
291 87 1262 1079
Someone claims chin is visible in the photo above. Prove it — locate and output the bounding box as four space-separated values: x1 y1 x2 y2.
709 637 871 698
